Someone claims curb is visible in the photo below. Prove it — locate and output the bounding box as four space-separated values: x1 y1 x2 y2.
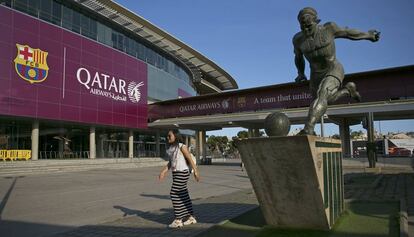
0 161 166 177
343 166 414 171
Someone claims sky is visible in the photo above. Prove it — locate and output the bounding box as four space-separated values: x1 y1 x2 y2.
116 0 414 137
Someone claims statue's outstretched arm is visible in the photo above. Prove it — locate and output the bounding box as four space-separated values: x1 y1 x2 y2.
327 22 380 42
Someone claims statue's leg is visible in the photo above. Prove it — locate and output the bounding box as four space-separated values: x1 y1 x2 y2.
299 77 339 135
344 82 361 102
328 81 361 102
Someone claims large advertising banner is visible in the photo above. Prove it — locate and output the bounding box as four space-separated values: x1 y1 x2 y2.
149 83 313 120
0 6 147 129
149 67 414 120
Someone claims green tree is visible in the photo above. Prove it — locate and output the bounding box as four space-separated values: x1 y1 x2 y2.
350 130 364 139
228 139 237 154
237 130 249 139
228 130 249 153
331 134 341 139
226 130 265 158
207 135 229 154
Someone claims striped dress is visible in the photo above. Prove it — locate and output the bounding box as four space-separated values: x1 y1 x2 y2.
170 170 194 219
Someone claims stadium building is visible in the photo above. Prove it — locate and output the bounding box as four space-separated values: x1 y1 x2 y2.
0 0 238 160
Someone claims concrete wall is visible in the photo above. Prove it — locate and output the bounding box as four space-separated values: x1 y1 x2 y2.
236 136 343 230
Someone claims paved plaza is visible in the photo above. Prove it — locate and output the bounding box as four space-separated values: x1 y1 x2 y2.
0 161 252 237
0 161 413 237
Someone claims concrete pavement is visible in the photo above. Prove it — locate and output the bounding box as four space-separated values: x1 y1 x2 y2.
50 168 414 237
1 161 413 237
52 189 258 237
0 161 252 237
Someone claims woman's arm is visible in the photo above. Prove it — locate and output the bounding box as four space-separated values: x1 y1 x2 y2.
181 145 200 182
158 164 169 181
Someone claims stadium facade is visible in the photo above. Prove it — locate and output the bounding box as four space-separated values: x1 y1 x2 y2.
0 0 237 160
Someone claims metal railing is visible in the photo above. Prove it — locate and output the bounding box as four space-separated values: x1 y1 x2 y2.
39 151 90 159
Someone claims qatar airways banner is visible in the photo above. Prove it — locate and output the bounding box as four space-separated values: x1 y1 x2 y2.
149 83 314 120
0 6 147 128
149 65 414 121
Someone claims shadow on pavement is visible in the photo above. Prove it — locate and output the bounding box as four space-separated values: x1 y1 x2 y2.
0 176 74 237
206 162 241 167
114 202 257 225
140 193 170 200
235 174 249 179
0 176 24 220
52 224 207 237
0 220 73 237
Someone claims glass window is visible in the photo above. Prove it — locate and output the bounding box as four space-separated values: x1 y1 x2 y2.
131 38 136 57
0 0 12 7
159 56 164 71
111 30 118 49
14 0 27 12
72 9 80 33
27 0 39 17
39 0 52 22
124 36 129 54
146 47 155 65
97 22 112 46
89 17 97 40
80 13 89 37
0 119 32 150
167 60 174 74
36 124 90 159
62 4 72 30
132 41 139 58
153 51 158 67
163 58 168 72
156 53 163 69
174 63 180 77
51 0 61 25
105 25 112 46
97 21 105 43
125 36 135 57
137 43 145 60
185 73 190 83
117 33 124 51
15 0 37 16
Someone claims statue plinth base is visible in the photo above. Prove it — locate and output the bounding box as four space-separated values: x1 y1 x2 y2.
236 135 344 230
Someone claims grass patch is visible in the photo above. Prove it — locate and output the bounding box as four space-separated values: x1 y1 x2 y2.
197 201 400 237
329 200 400 237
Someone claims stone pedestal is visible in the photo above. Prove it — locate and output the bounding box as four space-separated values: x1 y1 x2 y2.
236 135 343 230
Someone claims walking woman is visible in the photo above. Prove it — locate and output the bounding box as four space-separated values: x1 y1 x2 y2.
159 129 200 228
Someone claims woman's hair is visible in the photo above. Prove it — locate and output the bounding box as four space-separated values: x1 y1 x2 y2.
168 129 183 145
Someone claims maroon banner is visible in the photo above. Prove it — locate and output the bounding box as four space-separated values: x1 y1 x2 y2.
149 66 414 121
0 6 147 128
149 83 313 121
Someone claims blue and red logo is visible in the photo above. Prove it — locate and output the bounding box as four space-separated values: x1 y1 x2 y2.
14 44 49 84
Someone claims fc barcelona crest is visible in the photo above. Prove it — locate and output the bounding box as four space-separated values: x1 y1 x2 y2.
14 44 49 84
